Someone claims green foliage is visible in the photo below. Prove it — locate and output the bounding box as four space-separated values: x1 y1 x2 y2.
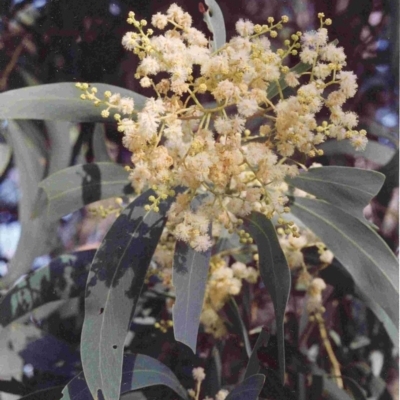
34 162 133 220
244 213 291 383
203 0 226 51
0 83 147 122
225 374 266 400
61 354 188 400
291 197 399 330
80 190 176 400
0 250 94 329
172 239 211 352
287 166 385 221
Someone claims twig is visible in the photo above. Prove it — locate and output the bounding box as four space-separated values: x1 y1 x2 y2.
315 312 343 389
0 40 25 91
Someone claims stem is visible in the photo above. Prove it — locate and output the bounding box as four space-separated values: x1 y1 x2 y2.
315 312 343 389
0 41 25 90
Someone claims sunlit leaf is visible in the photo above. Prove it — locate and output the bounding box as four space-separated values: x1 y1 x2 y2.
225 374 266 400
244 212 291 383
203 0 226 51
0 250 95 329
34 162 133 220
291 197 399 328
81 190 175 400
61 354 188 400
244 327 270 380
0 83 147 122
172 239 211 353
286 167 385 221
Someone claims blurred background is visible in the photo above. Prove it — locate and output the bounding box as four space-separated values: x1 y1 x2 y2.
0 0 398 399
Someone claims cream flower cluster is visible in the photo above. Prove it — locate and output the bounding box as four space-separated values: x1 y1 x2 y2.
77 4 366 251
200 257 258 338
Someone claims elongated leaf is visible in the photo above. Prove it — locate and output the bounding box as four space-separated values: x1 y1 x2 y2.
203 0 226 51
244 213 291 383
321 376 354 400
291 197 399 327
286 167 385 221
244 327 270 380
226 297 252 358
172 239 211 352
226 374 266 400
34 162 133 220
62 354 188 400
92 123 112 162
0 83 147 122
320 139 395 165
81 190 175 400
343 377 367 400
3 120 58 286
0 250 95 329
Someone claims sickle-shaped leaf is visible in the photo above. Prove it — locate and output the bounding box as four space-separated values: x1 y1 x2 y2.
81 190 175 400
33 162 133 220
3 120 58 286
286 167 385 221
244 212 291 384
203 0 226 51
61 354 188 400
290 197 399 328
0 83 147 122
225 374 266 400
244 327 270 380
0 250 95 329
172 239 211 353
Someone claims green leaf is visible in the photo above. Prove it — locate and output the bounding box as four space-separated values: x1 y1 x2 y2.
34 162 133 220
361 119 399 146
0 250 95 330
286 167 385 221
61 354 188 400
290 197 399 328
92 123 112 162
226 297 252 358
203 0 226 51
3 120 58 286
0 83 147 122
244 327 270 380
45 120 73 175
0 142 11 177
320 139 395 165
244 212 291 384
81 190 175 400
225 374 266 400
172 240 211 353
